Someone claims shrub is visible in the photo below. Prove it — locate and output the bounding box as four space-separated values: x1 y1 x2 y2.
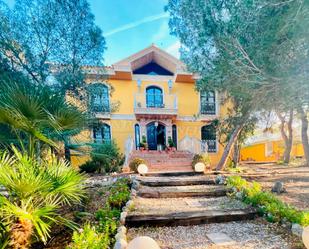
81 141 124 174
80 161 100 173
67 224 106 249
191 154 211 169
129 158 145 173
226 176 309 226
0 148 85 247
168 136 175 148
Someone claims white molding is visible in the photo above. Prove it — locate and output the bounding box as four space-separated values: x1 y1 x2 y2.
110 114 135 120
132 74 175 82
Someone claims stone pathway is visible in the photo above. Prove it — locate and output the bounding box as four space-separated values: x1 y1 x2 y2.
126 173 303 248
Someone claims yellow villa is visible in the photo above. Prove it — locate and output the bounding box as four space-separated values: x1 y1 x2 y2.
71 44 229 170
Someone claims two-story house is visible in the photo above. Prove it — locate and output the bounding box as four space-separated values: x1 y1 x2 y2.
71 44 228 170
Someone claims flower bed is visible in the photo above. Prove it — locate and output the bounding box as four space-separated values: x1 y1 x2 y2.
67 178 131 249
226 176 309 226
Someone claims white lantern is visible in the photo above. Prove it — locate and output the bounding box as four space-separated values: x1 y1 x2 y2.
137 164 148 175
303 226 309 249
194 162 205 172
127 236 160 249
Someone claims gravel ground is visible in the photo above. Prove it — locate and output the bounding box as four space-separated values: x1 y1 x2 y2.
139 185 224 193
130 196 248 215
241 163 309 210
127 219 304 249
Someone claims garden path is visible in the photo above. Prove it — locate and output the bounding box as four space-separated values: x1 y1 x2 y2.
125 173 303 249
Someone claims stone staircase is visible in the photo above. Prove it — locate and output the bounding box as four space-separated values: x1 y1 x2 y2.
125 173 296 249
129 150 194 173
125 174 257 228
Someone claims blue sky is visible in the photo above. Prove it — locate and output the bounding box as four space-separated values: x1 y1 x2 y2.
4 0 180 65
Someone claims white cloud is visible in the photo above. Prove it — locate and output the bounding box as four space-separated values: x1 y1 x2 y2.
165 41 181 58
105 13 169 37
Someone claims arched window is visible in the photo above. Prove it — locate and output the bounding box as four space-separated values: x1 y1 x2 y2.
201 124 217 152
93 123 111 143
134 124 140 149
90 84 110 113
200 91 216 115
146 86 163 108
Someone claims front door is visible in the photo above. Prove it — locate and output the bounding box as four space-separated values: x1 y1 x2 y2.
146 122 166 150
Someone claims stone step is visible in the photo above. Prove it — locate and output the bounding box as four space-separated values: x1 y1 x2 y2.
137 185 227 198
125 208 257 227
144 171 202 177
138 176 216 186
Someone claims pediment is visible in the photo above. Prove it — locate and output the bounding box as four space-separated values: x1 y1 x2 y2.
113 44 187 75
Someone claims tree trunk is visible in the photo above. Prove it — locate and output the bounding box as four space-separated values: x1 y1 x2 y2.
299 107 309 166
216 124 243 171
232 140 241 166
9 218 33 249
277 110 293 164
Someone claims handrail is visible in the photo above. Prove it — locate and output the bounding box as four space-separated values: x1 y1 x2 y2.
134 93 178 109
124 135 134 166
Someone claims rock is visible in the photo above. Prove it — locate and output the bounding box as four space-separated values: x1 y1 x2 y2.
114 239 128 249
117 226 127 234
132 180 140 190
235 191 243 200
131 189 137 197
291 223 303 237
194 162 205 172
302 226 309 248
127 236 160 249
115 232 126 241
271 181 286 194
137 164 148 175
215 175 225 185
120 212 127 225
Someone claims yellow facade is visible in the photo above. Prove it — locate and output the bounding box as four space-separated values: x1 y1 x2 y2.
240 140 304 163
71 45 227 168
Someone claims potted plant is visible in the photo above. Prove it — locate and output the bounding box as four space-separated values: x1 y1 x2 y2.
140 135 148 151
167 136 176 152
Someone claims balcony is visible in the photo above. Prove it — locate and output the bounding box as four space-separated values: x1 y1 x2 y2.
199 102 218 120
91 104 111 119
134 93 178 119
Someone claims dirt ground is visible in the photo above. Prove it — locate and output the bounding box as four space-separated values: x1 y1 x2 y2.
240 160 309 210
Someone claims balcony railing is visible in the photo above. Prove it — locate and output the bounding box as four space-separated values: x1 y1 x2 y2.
200 103 216 115
201 139 217 153
134 93 178 116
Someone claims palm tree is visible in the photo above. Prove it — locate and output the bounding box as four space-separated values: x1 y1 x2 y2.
0 147 86 248
0 80 86 159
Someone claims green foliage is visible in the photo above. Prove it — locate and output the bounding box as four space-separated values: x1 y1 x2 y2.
81 141 124 174
0 147 85 245
0 81 86 156
139 135 147 149
226 176 309 226
93 178 130 248
226 175 248 192
80 161 100 174
168 136 175 147
67 223 106 249
191 154 211 168
0 0 106 94
129 158 146 173
166 0 309 168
